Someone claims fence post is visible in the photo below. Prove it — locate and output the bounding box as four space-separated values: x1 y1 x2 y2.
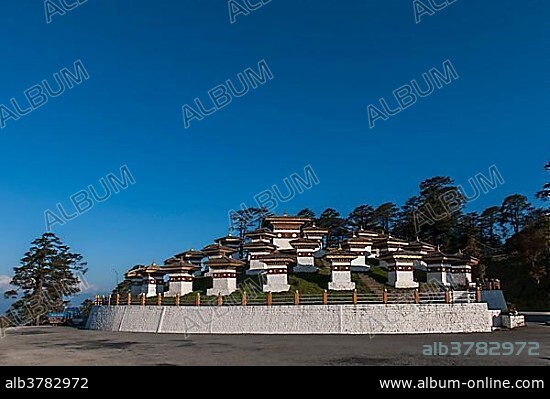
445 288 450 304
242 291 247 307
127 293 132 306
322 290 328 305
102 295 106 306
383 289 388 304
352 289 358 305
294 290 300 306
266 291 272 307
175 293 180 306
157 293 162 306
476 286 481 303
195 293 201 307
140 293 146 306
217 293 223 306
414 289 419 304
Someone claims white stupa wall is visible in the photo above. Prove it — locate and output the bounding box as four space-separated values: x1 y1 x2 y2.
247 259 268 274
263 272 290 293
273 238 295 250
144 280 158 298
206 268 237 296
164 274 194 297
328 263 355 291
387 261 418 289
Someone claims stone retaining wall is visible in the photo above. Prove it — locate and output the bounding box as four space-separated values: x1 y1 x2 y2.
87 303 494 334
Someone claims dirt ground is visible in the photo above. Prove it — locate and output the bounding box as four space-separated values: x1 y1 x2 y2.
0 324 548 366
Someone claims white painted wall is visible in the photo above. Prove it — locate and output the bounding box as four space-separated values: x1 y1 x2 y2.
329 270 355 291
273 238 295 250
501 315 525 329
263 273 290 293
207 277 237 296
144 281 157 297
87 303 494 334
164 275 193 297
247 259 267 274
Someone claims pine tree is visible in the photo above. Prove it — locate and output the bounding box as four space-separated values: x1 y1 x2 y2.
3 233 87 326
297 208 316 219
318 208 350 246
373 202 399 233
536 161 550 201
347 205 375 231
499 194 533 237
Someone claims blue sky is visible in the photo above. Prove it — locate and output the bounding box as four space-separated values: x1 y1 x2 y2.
0 0 548 310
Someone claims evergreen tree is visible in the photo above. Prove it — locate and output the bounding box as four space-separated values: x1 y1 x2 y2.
3 233 87 326
297 208 316 219
318 208 350 246
231 207 272 238
373 202 399 233
499 194 533 237
393 197 421 241
479 206 502 249
416 176 465 247
347 205 375 231
505 214 548 285
452 212 483 257
536 161 550 202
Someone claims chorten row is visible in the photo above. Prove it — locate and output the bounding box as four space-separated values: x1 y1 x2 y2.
122 214 477 297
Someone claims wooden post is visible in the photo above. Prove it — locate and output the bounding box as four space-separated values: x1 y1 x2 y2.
157 293 162 306
175 293 180 306
414 289 420 304
266 291 272 307
352 289 358 305
115 294 120 306
294 290 300 306
445 289 450 304
242 291 247 307
217 293 223 306
102 295 106 306
476 286 481 303
322 290 328 305
127 293 132 306
195 293 201 307
140 293 146 306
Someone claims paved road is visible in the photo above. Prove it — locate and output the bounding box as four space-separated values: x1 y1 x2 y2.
0 324 548 366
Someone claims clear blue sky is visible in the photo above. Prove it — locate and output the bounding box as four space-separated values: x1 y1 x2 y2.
0 0 548 309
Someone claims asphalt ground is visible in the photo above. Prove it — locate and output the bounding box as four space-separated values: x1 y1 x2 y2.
0 324 548 366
